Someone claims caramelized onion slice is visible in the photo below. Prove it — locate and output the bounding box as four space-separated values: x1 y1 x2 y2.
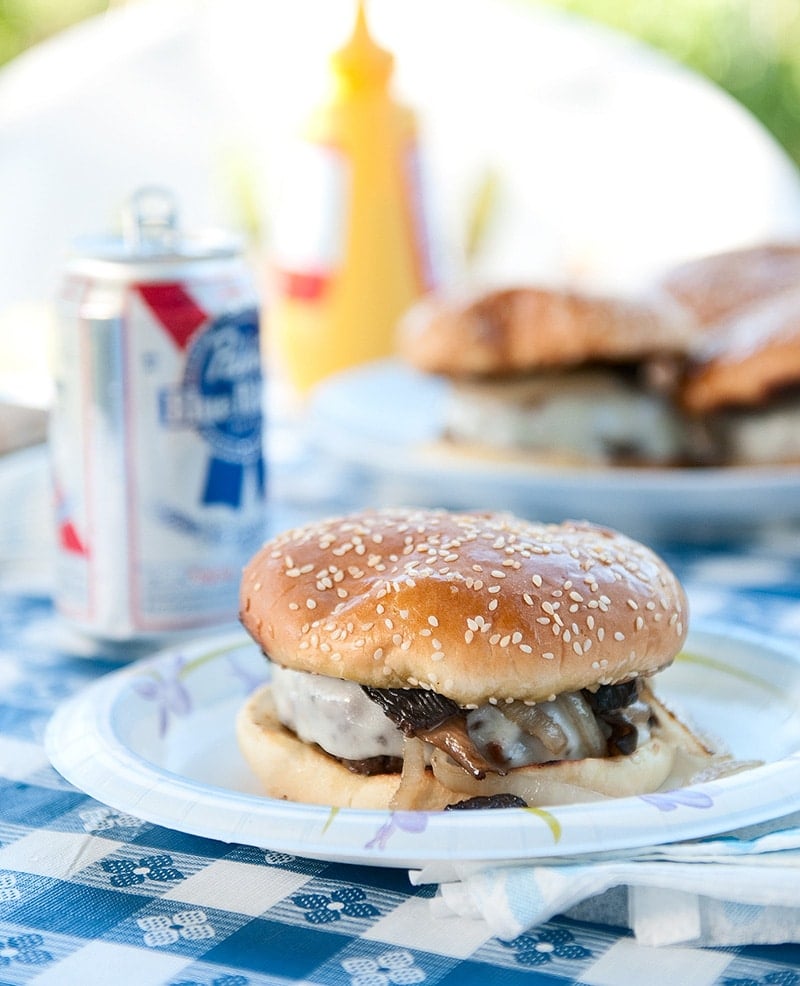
501 692 607 761
430 748 609 806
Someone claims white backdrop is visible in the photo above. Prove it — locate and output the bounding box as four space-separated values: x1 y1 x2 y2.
1 0 800 372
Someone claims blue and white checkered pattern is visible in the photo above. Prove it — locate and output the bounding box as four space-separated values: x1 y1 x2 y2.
4 444 800 984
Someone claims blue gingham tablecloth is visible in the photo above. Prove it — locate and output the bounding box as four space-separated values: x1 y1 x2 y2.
4 444 800 985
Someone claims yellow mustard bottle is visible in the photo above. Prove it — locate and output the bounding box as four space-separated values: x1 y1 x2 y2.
270 1 437 394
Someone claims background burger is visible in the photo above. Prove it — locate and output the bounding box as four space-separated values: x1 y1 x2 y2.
237 507 711 810
396 285 696 466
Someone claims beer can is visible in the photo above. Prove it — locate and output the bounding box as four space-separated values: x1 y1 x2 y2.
50 188 267 640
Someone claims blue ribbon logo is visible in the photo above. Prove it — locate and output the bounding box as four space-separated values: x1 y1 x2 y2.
162 308 265 509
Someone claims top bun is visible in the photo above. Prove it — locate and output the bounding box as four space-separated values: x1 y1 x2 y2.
240 508 688 705
397 285 695 378
660 242 800 328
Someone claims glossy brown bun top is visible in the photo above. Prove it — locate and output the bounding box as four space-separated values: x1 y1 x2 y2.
660 242 800 328
396 285 695 379
681 286 800 413
240 508 688 706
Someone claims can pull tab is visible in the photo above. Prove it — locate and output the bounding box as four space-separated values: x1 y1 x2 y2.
123 186 179 254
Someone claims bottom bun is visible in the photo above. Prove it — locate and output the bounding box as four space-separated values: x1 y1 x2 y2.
236 683 709 810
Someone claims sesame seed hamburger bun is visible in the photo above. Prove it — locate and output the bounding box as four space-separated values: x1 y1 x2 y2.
237 508 710 810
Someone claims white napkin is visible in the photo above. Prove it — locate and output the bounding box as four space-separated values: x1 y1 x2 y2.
410 811 800 947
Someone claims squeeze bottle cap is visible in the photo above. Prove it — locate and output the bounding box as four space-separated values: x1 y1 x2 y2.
330 1 394 93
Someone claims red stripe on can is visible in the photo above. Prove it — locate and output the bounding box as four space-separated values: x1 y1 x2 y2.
137 283 207 349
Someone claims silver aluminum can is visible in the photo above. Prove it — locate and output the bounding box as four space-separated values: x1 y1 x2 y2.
50 188 266 639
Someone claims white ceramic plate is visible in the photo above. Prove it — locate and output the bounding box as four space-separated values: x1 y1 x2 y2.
46 622 800 868
307 361 800 540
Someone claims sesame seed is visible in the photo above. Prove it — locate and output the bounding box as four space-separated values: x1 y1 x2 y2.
488 599 498 611
428 615 439 627
614 631 625 641
520 644 532 654
635 615 644 631
306 598 317 609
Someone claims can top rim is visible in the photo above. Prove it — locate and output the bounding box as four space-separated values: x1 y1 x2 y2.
68 230 244 263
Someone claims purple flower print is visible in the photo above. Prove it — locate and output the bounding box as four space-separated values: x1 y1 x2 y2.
226 651 268 694
365 811 429 850
133 654 192 737
640 788 714 812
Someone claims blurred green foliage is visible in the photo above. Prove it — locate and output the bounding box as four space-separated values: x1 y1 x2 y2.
1 0 799 169
0 0 107 65
537 0 800 168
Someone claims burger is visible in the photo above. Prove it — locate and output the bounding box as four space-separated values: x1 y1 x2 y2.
678 285 800 466
396 285 696 466
236 507 711 810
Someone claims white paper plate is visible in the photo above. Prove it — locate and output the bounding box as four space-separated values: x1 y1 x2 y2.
45 622 800 868
307 361 800 540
